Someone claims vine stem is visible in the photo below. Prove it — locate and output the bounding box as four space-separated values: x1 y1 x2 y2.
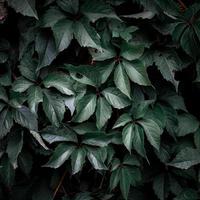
53 169 68 199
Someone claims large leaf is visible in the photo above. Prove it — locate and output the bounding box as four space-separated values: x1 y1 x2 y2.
0 108 13 139
95 97 112 129
176 113 199 137
13 106 38 131
138 119 162 150
44 144 75 168
6 131 23 168
168 147 200 169
52 19 74 52
74 18 101 50
114 63 131 98
8 0 38 19
73 94 97 123
81 0 119 22
123 60 151 86
41 126 78 144
102 87 131 109
71 147 86 174
42 90 65 127
27 86 43 114
35 32 57 70
43 72 74 95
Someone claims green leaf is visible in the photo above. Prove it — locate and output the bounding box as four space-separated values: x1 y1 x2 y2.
132 125 146 158
153 174 166 200
114 63 131 98
73 94 97 123
41 126 78 144
113 113 132 129
87 148 107 170
44 144 75 168
43 72 74 95
27 86 43 114
81 0 119 22
102 87 131 109
122 124 134 152
82 132 111 147
35 31 57 70
43 90 65 127
120 42 144 61
30 131 49 150
71 147 86 174
176 113 199 137
8 0 38 19
12 77 33 93
6 131 23 168
110 168 120 190
52 19 74 52
13 106 38 131
18 51 38 81
0 156 15 187
120 167 132 200
168 147 200 169
0 108 13 139
40 7 66 27
74 19 101 50
57 0 79 14
96 97 112 129
138 119 162 150
154 51 184 90
123 60 151 86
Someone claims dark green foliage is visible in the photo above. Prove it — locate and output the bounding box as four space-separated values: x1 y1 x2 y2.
1 0 200 199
